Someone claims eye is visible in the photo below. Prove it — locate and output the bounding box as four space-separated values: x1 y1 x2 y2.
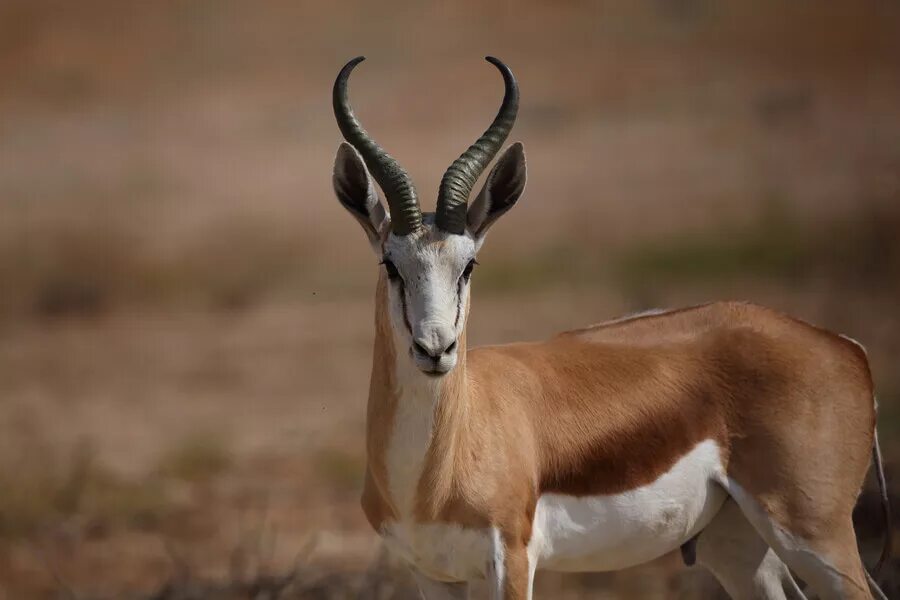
381 259 401 281
462 259 477 281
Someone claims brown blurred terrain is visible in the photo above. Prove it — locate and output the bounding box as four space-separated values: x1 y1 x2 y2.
1 1 899 598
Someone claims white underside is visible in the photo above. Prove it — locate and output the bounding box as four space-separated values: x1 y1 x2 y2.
383 439 728 581
529 439 727 572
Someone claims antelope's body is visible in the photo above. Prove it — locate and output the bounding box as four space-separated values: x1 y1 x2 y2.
329 57 890 599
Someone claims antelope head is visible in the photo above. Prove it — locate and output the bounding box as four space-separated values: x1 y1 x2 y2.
332 57 526 377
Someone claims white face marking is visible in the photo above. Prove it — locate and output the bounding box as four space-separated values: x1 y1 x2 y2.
528 440 728 572
381 218 478 377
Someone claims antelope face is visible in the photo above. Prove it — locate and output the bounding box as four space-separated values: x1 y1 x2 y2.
330 57 526 377
380 220 476 375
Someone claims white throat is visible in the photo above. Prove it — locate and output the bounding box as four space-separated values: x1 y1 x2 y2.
385 349 446 516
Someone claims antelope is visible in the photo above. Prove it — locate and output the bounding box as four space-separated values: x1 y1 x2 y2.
329 56 892 600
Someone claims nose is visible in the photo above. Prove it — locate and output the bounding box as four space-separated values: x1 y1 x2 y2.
412 338 457 361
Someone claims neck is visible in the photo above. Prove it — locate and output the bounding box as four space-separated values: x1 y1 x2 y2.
367 273 470 518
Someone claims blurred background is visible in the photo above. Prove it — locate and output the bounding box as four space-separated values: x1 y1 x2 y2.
0 1 898 598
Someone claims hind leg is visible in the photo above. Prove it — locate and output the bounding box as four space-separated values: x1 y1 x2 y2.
696 498 806 599
727 481 872 599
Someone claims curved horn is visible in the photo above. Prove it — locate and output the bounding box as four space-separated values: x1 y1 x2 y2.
435 56 519 234
333 56 422 236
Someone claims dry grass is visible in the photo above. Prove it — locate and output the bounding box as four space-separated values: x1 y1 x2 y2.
0 214 317 319
0 434 169 541
157 433 233 484
313 449 364 497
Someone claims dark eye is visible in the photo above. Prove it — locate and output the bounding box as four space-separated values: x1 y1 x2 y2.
462 259 477 281
382 259 401 281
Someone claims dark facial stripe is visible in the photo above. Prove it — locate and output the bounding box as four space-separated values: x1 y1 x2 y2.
397 280 414 338
454 278 464 329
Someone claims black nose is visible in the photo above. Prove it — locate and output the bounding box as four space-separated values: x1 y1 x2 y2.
413 339 456 361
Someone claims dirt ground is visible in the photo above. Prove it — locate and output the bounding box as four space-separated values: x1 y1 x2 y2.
0 1 898 598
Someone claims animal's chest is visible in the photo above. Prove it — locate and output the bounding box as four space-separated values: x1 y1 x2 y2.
383 387 435 514
378 386 494 581
529 440 728 572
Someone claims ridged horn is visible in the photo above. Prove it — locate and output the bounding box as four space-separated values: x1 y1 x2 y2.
333 56 422 236
435 56 519 234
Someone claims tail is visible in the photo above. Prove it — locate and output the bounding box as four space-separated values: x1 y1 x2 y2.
871 425 892 578
865 424 892 600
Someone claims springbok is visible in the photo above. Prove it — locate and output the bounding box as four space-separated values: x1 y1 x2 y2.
330 56 891 600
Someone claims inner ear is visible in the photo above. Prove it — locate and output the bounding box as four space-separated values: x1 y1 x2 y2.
467 142 526 237
333 142 388 249
334 143 377 218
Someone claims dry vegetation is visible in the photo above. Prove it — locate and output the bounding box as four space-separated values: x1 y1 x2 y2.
0 0 899 598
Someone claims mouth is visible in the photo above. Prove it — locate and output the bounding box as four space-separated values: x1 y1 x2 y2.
421 368 446 378
414 357 451 377
410 346 455 377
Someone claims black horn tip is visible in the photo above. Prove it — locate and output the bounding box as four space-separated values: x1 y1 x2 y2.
483 57 517 94
337 56 366 80
485 56 509 72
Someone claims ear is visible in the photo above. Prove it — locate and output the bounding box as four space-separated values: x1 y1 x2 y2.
333 142 389 253
467 142 526 239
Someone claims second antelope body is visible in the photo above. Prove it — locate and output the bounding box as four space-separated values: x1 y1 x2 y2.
330 57 890 599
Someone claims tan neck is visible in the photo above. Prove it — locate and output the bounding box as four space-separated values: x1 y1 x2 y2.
367 272 471 518
413 324 469 519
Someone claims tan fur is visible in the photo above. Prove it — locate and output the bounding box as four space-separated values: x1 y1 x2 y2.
362 293 877 597
360 274 398 532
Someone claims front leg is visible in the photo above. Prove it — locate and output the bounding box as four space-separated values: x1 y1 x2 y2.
412 569 469 600
487 529 533 600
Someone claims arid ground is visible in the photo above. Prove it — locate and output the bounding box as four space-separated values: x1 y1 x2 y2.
0 1 898 598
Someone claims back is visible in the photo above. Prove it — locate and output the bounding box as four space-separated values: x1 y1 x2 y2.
467 301 873 498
